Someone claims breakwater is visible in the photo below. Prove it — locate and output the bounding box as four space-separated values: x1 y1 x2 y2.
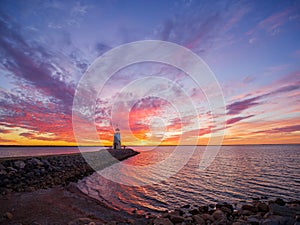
0 149 139 194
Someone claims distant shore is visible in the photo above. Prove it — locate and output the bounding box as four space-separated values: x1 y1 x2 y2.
1 149 300 225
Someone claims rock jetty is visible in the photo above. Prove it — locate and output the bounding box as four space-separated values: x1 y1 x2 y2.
0 148 139 195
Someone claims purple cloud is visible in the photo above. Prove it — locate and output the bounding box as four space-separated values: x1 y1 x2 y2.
0 17 75 114
226 115 254 125
267 125 300 134
227 96 262 115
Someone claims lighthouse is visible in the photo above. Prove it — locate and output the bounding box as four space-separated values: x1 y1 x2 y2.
113 127 121 149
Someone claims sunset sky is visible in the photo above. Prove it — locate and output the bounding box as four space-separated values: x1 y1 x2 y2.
0 0 299 146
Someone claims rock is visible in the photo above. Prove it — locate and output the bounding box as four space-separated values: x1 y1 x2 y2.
106 222 117 225
242 204 257 213
216 203 233 213
193 215 205 225
181 204 190 209
288 203 300 213
201 213 214 222
7 166 17 173
269 203 294 217
199 205 209 213
275 198 286 206
220 206 233 215
213 209 226 221
4 212 13 220
255 202 269 212
262 218 279 225
247 216 260 225
27 158 43 166
153 218 173 225
232 222 243 225
174 209 184 216
0 169 7 175
41 159 52 168
0 163 5 170
240 210 254 216
189 208 199 215
169 215 184 223
14 160 26 169
68 218 95 225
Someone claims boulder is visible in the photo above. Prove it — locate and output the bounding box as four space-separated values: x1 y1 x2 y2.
213 209 226 221
262 218 279 225
269 203 294 217
181 204 190 209
274 198 286 206
153 218 173 225
242 204 257 213
27 158 43 166
199 205 209 213
189 208 199 215
14 160 26 169
193 215 205 225
220 206 233 215
240 210 254 216
201 213 214 222
255 202 269 212
169 215 184 223
68 218 95 225
0 169 7 175
247 216 260 225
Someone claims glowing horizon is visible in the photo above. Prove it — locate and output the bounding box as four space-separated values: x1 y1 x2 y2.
0 0 300 146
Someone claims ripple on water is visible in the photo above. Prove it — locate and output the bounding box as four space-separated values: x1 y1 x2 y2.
77 145 300 214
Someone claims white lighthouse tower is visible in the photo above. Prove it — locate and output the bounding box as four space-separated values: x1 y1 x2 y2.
113 127 121 149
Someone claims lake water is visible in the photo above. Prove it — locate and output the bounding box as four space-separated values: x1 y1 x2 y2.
77 145 300 214
1 145 299 214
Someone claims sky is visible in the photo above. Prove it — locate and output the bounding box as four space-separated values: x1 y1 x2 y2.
0 0 299 146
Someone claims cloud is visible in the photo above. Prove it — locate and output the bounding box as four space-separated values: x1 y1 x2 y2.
156 0 248 53
253 124 300 134
0 129 10 134
258 8 293 35
246 6 298 37
0 14 75 113
226 115 254 125
227 72 300 115
95 42 111 56
0 137 16 143
267 125 300 133
227 96 262 115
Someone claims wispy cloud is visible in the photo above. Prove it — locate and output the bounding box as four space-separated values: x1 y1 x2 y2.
227 96 262 115
226 115 254 125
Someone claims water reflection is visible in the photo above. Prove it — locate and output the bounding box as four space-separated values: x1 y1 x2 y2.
78 145 300 214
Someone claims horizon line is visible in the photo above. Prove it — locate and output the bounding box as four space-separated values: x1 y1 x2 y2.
1 143 300 147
